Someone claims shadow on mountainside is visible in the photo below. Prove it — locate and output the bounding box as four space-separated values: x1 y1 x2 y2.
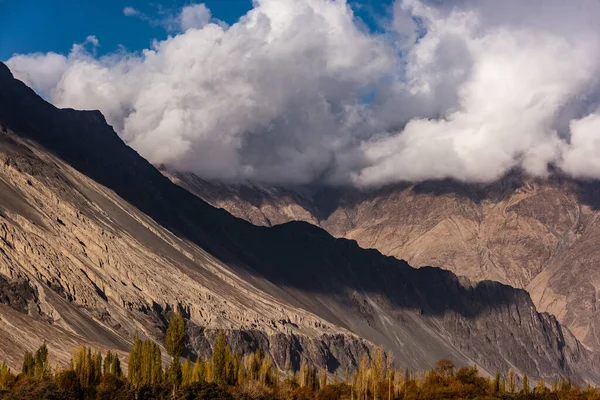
0 62 549 320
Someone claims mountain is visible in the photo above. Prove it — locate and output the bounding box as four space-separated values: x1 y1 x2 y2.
169 168 600 355
0 61 598 384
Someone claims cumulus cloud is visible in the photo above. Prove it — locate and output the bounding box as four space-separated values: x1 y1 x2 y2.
180 4 212 31
7 0 600 187
123 6 140 17
122 3 215 32
560 112 600 178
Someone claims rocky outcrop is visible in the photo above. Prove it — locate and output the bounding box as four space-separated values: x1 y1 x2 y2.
0 61 598 384
163 170 319 227
173 171 600 354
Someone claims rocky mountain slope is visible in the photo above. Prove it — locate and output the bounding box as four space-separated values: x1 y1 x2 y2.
1 61 598 384
170 169 600 355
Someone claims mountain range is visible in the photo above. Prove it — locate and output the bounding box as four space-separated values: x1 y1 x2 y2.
0 61 599 385
166 170 600 355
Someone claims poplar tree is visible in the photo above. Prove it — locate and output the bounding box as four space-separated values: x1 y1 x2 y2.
34 343 49 379
103 351 123 377
192 356 207 383
319 368 328 389
259 355 273 386
21 351 35 378
0 362 15 390
212 331 228 384
181 357 193 387
71 345 102 387
536 378 546 393
493 372 501 393
507 368 516 393
128 333 142 387
522 373 530 394
128 334 163 387
166 311 185 388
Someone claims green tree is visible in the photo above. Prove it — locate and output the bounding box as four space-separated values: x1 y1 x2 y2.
54 369 82 396
128 333 163 387
34 343 49 379
0 362 16 390
192 356 207 384
536 378 546 393
166 311 185 360
128 333 142 387
522 373 530 394
21 351 35 378
166 311 185 389
211 331 228 384
493 372 501 393
181 357 193 387
103 351 123 377
507 368 516 393
71 345 102 387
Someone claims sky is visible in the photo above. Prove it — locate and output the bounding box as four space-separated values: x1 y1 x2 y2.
0 0 391 60
0 0 251 60
4 0 600 187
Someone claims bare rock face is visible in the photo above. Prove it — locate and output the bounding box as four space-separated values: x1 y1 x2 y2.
173 170 600 354
0 61 599 384
317 178 600 354
163 170 319 227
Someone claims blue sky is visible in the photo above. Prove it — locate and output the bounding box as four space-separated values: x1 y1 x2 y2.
0 0 394 61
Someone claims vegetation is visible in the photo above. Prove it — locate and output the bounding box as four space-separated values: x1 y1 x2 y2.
0 316 599 399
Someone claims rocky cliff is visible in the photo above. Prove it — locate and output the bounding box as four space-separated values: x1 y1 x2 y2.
0 61 598 384
172 169 600 355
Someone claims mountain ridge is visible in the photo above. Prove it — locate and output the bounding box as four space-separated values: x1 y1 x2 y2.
0 61 598 384
167 168 600 354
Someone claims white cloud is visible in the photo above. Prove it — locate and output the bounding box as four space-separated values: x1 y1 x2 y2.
180 4 212 31
84 35 99 47
123 6 140 17
560 112 600 178
6 52 67 99
122 3 215 33
353 0 600 185
7 0 600 186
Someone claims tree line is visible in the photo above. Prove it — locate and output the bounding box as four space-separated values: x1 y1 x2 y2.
0 312 599 399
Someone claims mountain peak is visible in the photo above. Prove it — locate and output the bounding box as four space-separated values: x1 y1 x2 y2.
1 58 599 385
0 62 13 79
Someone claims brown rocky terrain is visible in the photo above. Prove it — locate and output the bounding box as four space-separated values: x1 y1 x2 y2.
1 61 599 384
171 168 600 354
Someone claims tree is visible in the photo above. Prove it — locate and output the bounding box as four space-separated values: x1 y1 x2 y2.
34 343 49 379
128 333 163 387
299 358 318 391
21 351 35 378
0 362 15 391
536 378 546 393
507 368 516 393
103 351 123 377
522 373 530 394
128 333 142 386
259 355 274 386
181 357 193 387
319 369 328 390
211 331 228 384
54 369 82 396
166 311 185 390
435 359 454 378
71 345 102 387
166 311 185 360
175 382 233 400
493 372 501 393
192 356 207 384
